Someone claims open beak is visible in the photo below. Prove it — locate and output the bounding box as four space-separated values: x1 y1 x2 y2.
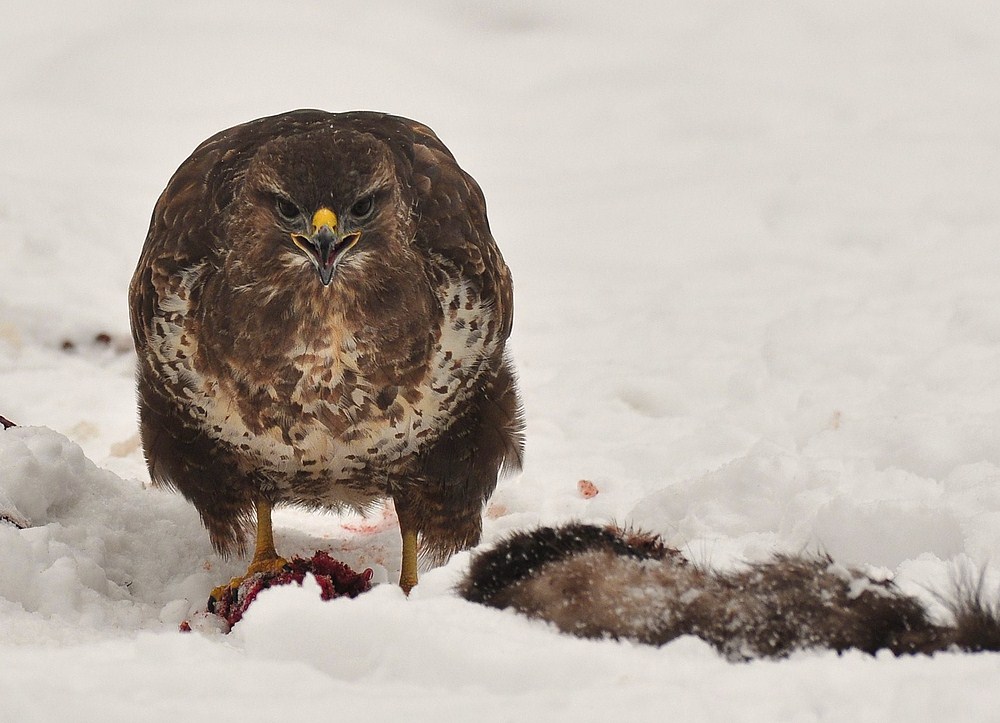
291 208 362 286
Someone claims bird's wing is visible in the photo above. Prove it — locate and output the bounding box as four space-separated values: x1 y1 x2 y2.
346 113 516 341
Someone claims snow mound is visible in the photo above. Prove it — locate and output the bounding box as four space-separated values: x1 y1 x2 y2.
0 426 218 641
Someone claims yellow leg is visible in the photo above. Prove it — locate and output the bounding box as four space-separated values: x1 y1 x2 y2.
399 524 419 595
210 498 288 604
246 498 286 575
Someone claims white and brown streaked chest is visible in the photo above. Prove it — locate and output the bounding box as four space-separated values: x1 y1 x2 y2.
145 261 500 505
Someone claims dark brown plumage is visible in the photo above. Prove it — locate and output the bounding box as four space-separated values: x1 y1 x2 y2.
460 523 1000 660
129 110 523 593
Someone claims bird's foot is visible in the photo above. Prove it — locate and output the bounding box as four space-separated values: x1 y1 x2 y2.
247 554 291 578
399 569 418 597
208 555 290 610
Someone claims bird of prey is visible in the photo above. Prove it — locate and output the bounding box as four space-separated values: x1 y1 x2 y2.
129 110 523 596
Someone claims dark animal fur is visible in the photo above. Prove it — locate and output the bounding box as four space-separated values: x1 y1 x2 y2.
459 524 1000 660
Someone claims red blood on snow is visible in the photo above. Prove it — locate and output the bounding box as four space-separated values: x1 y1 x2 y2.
204 551 373 631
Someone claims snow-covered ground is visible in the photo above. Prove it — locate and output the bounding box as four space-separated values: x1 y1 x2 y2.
3 1 1000 720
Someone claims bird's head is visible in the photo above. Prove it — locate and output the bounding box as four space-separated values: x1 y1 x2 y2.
235 128 409 288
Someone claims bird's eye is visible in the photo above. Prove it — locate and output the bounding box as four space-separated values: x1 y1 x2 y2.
275 197 300 221
350 195 375 220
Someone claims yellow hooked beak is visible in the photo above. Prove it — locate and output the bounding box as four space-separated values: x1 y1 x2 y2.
291 208 362 286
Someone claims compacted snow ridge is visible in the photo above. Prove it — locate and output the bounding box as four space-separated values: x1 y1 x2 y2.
3 2 1000 721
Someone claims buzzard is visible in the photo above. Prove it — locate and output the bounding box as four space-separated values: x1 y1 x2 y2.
129 110 523 596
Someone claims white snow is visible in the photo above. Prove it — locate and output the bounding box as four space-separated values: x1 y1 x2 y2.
3 1 1000 720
